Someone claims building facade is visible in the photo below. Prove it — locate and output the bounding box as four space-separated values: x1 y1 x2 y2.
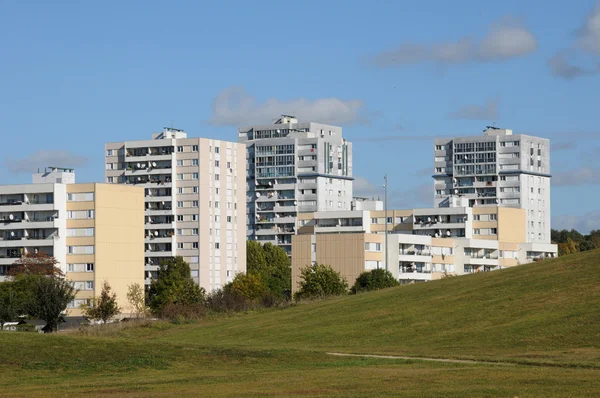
291 199 557 292
433 127 551 244
105 128 247 291
238 115 353 255
0 168 144 317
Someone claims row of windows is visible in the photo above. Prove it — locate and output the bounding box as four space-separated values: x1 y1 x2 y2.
67 193 94 202
67 228 95 237
67 245 94 255
473 228 497 235
70 281 94 290
67 210 94 219
67 263 94 272
473 214 497 221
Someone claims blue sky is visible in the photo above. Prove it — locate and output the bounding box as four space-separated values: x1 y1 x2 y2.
1 0 599 232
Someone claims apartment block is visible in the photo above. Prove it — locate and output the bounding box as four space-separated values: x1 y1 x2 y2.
0 168 144 317
239 115 353 255
291 199 557 292
433 127 551 244
105 128 247 291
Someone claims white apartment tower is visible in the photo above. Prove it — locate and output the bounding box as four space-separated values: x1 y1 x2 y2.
433 127 551 243
105 128 247 292
238 115 353 255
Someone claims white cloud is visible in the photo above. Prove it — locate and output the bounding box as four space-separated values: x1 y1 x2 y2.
209 86 367 126
553 211 600 234
552 167 600 186
373 17 536 67
578 2 600 54
449 99 499 120
549 2 600 79
5 150 89 174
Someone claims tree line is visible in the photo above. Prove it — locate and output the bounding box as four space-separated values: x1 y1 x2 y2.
551 229 600 256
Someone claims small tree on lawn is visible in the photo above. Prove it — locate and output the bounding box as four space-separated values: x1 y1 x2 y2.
262 243 292 300
294 263 348 301
148 256 205 312
0 282 26 330
126 283 148 318
84 282 121 323
17 274 76 333
224 273 268 303
351 269 399 294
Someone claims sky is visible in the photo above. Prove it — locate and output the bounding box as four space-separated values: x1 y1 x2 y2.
1 0 600 232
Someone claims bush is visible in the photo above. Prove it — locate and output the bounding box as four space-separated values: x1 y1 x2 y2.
294 264 348 301
224 273 268 303
351 269 399 294
155 303 207 323
205 289 254 313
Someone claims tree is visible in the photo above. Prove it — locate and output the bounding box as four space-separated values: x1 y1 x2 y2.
0 282 25 330
351 269 399 294
246 241 267 275
126 283 148 318
224 273 268 303
260 243 291 299
294 263 348 301
148 256 205 312
17 274 76 333
7 252 63 277
84 282 121 323
579 240 597 252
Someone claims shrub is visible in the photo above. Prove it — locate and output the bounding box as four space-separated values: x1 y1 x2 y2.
155 303 207 323
224 273 268 303
205 289 254 313
351 269 399 294
294 264 348 301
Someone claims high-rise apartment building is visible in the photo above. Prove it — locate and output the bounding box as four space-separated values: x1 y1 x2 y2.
0 168 144 317
105 128 247 292
433 127 551 243
238 115 353 255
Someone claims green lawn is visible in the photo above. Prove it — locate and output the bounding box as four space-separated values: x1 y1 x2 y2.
1 250 599 396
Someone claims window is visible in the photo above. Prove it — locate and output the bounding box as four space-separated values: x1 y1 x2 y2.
491 228 497 235
364 242 381 252
192 228 199 235
106 163 114 170
176 229 183 235
177 174 184 180
215 201 219 208
178 187 184 194
177 160 184 167
371 218 378 224
490 214 497 221
177 242 184 249
177 201 184 208
192 159 198 166
67 246 94 255
67 193 94 202
215 160 220 167
107 149 113 156
192 173 199 180
473 229 481 235
191 270 199 277
177 215 184 221
435 145 443 150
67 263 94 272
214 147 220 154
177 146 184 152
215 174 220 181
226 162 231 169
191 256 199 263
395 217 403 223
214 215 220 222
473 215 480 221
227 216 232 223
107 177 114 183
192 214 198 221
193 186 199 193
311 243 317 253
67 210 94 219
193 242 198 249
192 200 199 207
215 243 220 249
192 145 198 152
67 228 95 237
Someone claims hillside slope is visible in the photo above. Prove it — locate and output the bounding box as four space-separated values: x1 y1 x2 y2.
161 249 600 366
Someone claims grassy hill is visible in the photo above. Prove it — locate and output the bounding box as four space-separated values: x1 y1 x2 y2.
1 250 599 396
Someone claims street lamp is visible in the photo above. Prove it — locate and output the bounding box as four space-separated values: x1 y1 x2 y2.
383 175 388 273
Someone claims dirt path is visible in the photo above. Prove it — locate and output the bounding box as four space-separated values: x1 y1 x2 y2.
327 352 515 366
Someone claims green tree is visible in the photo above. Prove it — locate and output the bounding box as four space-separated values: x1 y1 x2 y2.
17 274 76 333
224 273 267 303
84 282 121 323
148 256 205 312
0 282 25 330
261 243 292 299
294 263 348 301
246 241 267 275
351 269 399 294
126 283 148 318
579 240 597 252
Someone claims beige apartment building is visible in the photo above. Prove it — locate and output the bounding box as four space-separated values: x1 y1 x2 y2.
0 168 144 317
291 198 557 292
105 128 247 292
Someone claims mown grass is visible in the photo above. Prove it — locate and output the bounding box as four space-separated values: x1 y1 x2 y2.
1 250 599 396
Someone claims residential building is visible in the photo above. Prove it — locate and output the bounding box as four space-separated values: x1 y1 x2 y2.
291 199 557 292
433 127 551 244
105 128 247 291
0 168 144 317
238 115 353 255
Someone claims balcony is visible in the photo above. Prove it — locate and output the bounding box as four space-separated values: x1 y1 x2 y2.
274 205 297 213
399 271 433 281
145 250 173 257
255 228 276 236
398 253 432 263
145 235 174 244
315 225 364 233
276 227 296 234
145 221 175 229
274 216 296 224
463 256 499 266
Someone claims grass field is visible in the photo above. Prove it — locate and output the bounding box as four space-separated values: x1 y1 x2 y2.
1 250 599 397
